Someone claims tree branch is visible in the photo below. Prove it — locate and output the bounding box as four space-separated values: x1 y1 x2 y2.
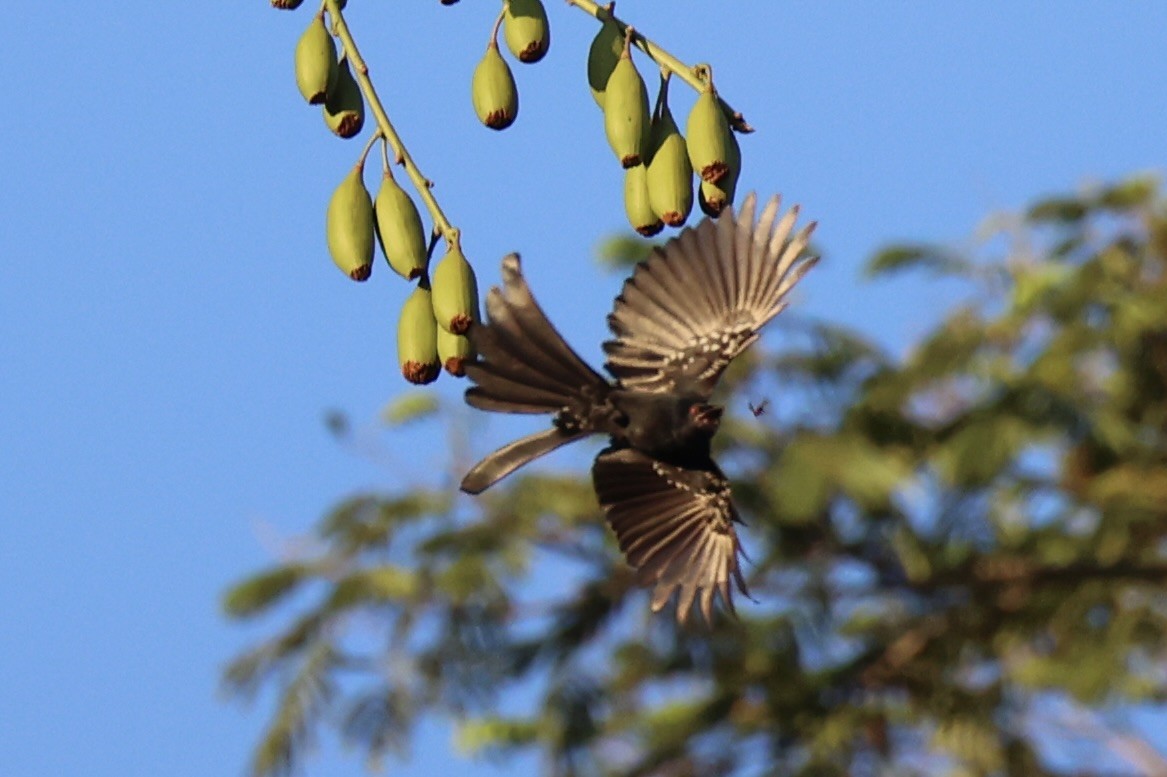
324 0 458 245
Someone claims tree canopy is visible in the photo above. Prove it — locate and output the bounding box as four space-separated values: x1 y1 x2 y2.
224 175 1167 776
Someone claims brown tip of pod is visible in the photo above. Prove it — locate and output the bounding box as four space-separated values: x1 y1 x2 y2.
402 361 440 385
699 162 729 185
272 0 303 8
660 211 686 228
447 313 474 335
306 91 327 106
349 264 372 281
333 113 363 139
636 221 664 238
620 154 642 169
484 109 516 130
698 189 728 218
516 43 544 63
443 356 468 377
406 266 424 281
440 0 460 4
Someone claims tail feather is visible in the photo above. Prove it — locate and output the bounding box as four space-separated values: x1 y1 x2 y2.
467 322 582 395
461 427 588 494
487 256 607 387
479 291 585 390
465 365 574 414
461 254 612 493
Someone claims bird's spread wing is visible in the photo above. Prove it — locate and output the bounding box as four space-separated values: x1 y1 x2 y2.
592 446 748 624
603 193 818 397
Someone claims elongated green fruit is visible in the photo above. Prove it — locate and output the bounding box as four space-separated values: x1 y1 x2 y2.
503 0 550 64
698 128 740 217
686 87 734 184
645 88 693 228
587 20 623 108
431 247 479 334
398 285 441 385
471 42 518 130
624 164 663 237
294 15 337 105
437 326 475 377
603 40 650 168
374 173 428 280
323 56 364 138
325 165 375 281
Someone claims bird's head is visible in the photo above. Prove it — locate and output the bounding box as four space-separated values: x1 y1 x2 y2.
687 402 724 435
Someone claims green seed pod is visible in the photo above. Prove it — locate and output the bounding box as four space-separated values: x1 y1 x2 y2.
697 128 740 218
503 0 550 64
686 86 734 184
323 56 364 138
624 164 663 237
272 0 304 9
437 326 475 377
398 284 441 385
645 84 693 228
325 165 375 281
471 42 518 130
294 15 337 105
603 40 650 168
586 20 623 108
374 172 428 281
431 246 479 334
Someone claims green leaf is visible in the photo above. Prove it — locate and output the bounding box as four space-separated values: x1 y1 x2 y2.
327 565 419 610
768 435 834 523
1096 174 1158 210
380 392 439 426
835 435 910 508
1026 196 1088 224
596 234 656 269
933 415 1026 486
223 563 310 619
250 642 336 777
931 717 1004 774
891 526 933 583
865 243 972 278
455 716 539 756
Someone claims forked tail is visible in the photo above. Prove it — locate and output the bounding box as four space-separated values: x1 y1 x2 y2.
461 254 611 494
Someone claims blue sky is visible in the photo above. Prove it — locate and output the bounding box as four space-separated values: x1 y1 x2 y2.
2 2 1166 776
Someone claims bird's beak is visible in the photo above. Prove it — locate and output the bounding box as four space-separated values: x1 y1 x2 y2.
694 404 724 430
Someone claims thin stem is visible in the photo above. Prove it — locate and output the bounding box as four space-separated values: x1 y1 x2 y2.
323 0 458 243
565 0 754 132
425 230 442 262
653 68 670 123
357 130 379 171
379 136 392 176
489 6 505 49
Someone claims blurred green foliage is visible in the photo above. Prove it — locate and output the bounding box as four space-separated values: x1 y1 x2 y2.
224 175 1167 776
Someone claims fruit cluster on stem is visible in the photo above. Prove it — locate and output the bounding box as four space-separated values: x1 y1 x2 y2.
565 0 753 133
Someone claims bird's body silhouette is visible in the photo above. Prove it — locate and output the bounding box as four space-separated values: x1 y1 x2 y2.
461 194 818 623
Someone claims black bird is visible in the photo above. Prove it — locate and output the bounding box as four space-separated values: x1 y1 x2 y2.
460 194 818 623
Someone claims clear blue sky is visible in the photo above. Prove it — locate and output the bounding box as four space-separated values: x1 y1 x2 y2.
2 3 1166 776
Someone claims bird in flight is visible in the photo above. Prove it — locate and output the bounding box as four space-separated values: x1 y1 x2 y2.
460 194 818 624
